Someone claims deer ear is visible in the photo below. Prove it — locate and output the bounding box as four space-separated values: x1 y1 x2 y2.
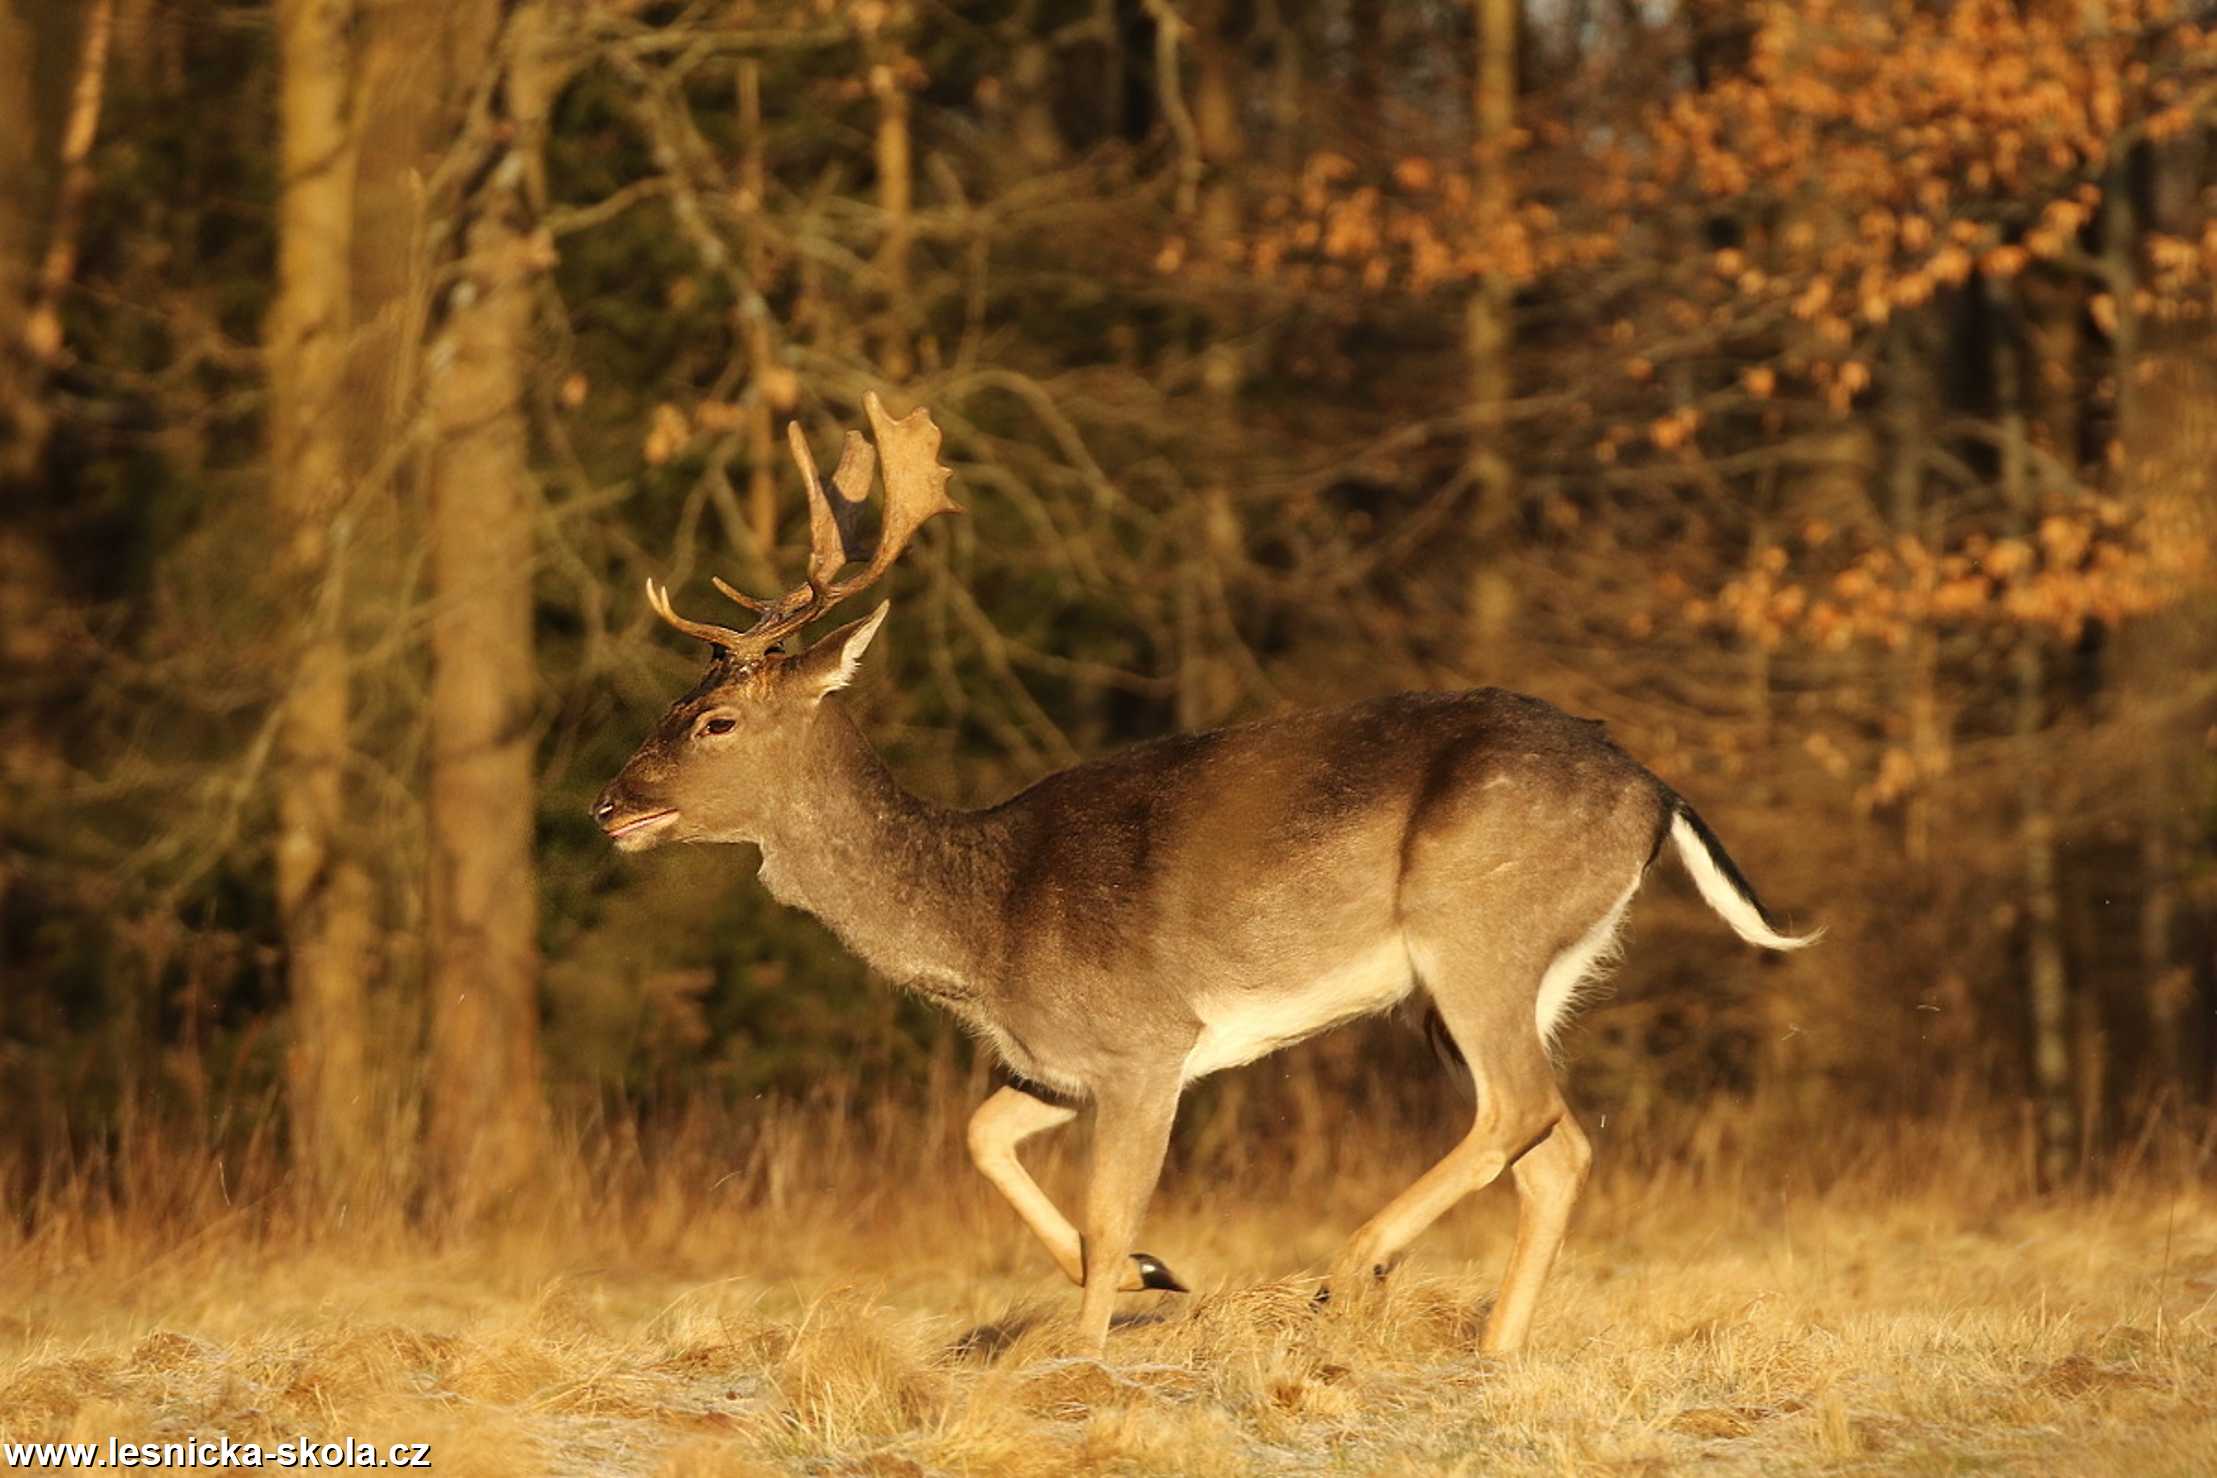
792 602 890 700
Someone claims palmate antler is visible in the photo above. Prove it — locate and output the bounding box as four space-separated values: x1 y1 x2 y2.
645 392 961 660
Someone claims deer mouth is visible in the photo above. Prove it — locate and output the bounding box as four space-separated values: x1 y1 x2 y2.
605 808 680 849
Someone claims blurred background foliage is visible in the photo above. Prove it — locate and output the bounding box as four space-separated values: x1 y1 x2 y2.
2 0 2215 1211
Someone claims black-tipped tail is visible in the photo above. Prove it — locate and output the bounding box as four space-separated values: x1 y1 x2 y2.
1660 793 1820 951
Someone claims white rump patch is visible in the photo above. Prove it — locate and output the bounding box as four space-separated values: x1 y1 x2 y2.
1534 874 1641 1047
1183 940 1415 1083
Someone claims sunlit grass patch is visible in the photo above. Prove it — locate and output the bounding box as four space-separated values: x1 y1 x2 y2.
2 1108 2213 1475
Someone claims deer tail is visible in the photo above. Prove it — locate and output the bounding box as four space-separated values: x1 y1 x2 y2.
1662 795 1822 951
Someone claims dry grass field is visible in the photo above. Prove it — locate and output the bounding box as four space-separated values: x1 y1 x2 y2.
5 1091 2215 1477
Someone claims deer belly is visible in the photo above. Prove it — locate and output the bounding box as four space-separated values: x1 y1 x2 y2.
1181 941 1415 1082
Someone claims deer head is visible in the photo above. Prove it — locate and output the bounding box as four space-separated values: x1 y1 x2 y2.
593 393 960 851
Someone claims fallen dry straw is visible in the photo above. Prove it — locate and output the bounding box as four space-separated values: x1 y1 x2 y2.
4 1092 2215 1474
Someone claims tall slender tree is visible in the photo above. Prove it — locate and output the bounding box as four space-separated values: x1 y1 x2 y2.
422 0 555 1213
1463 0 1518 672
0 0 35 479
870 4 915 378
1182 0 1247 732
5 0 111 488
268 0 375 1193
1990 282 2076 1188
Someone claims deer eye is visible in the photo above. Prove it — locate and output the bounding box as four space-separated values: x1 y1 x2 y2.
696 714 739 739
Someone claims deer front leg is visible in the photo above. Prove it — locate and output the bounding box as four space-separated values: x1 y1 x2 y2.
1074 1075 1183 1356
966 1082 1187 1294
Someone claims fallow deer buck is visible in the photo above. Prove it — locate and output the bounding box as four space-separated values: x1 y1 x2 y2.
596 393 1818 1357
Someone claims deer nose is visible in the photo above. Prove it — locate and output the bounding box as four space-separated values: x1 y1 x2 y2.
590 790 619 826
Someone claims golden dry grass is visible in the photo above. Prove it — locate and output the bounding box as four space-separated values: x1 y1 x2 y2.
5 1099 2216 1476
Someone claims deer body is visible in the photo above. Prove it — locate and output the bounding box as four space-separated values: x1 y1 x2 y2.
599 397 1816 1358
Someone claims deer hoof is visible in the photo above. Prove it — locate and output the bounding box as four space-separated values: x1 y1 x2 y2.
1313 1262 1391 1307
1131 1252 1188 1293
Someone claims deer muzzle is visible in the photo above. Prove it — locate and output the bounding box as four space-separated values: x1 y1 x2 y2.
592 783 680 851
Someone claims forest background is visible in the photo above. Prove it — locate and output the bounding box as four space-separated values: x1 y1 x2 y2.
3 0 2216 1231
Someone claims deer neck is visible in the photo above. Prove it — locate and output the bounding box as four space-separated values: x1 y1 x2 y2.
751 701 998 1001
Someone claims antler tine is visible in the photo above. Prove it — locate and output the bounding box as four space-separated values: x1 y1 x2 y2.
709 575 774 615
643 577 753 652
821 391 962 600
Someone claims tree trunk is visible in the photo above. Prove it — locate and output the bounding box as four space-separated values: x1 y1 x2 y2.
0 0 37 482
1259 0 1301 172
2103 156 2177 1087
348 0 451 475
422 0 550 1216
738 58 780 551
1193 4 1242 242
871 13 914 378
1887 329 1942 864
1177 0 1245 731
268 0 375 1195
6 0 111 488
1991 281 2074 1190
1463 0 1517 674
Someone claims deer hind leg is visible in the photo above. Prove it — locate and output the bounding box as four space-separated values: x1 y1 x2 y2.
966 1081 1187 1295
1468 877 1638 1349
1329 951 1571 1347
1482 1112 1592 1352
